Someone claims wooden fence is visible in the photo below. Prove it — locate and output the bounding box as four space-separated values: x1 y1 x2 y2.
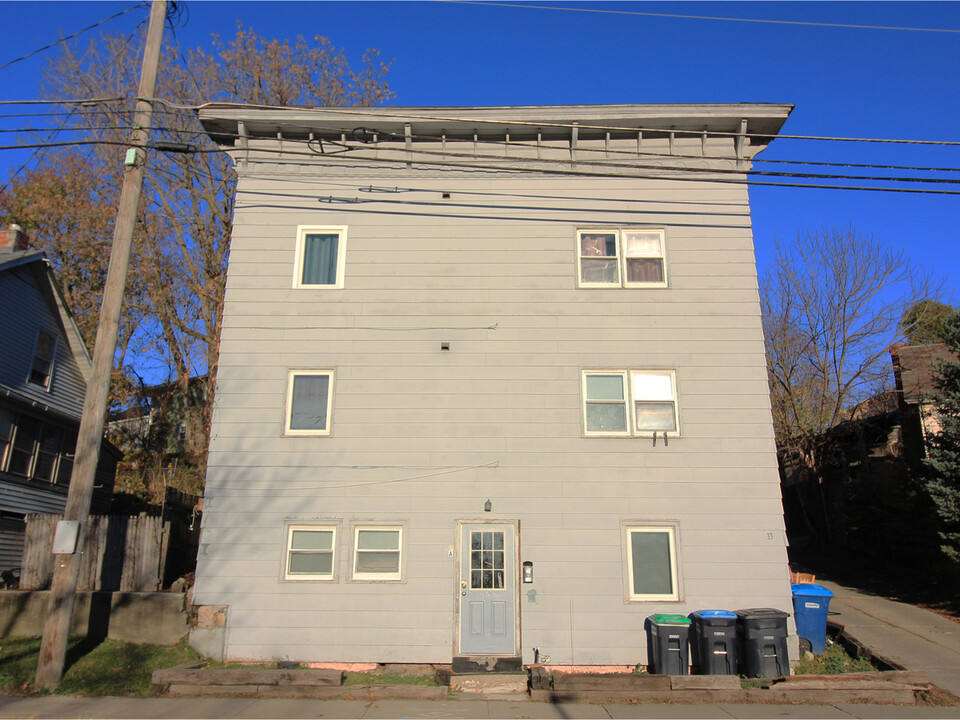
20 514 170 592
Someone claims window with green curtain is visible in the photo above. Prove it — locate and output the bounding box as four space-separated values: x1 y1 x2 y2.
301 233 339 285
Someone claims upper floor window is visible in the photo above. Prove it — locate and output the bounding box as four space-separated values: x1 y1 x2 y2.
285 370 334 436
577 229 666 288
582 370 680 437
294 226 346 288
29 330 57 389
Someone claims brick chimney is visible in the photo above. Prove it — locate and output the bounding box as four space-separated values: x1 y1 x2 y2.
0 224 29 252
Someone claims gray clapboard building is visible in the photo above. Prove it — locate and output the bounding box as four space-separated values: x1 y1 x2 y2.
0 230 117 573
193 103 795 667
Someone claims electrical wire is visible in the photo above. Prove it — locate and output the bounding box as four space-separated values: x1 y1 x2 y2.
439 1 960 34
0 3 145 72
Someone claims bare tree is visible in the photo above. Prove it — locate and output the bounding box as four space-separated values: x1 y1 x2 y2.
761 225 942 461
34 23 393 471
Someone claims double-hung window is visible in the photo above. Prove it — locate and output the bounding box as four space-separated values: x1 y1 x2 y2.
285 370 334 435
294 226 346 288
353 527 402 580
284 525 336 580
29 330 57 388
625 525 680 602
577 228 666 288
582 370 679 436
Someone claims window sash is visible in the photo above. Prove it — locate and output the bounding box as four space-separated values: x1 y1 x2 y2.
354 527 402 579
29 330 57 388
285 371 334 435
627 527 679 601
583 372 629 435
622 230 666 286
577 231 621 286
294 226 346 288
285 526 336 579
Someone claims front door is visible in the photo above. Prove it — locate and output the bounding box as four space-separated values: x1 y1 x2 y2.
458 522 517 655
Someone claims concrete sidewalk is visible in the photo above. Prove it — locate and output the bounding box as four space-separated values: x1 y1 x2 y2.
0 696 958 719
820 579 960 698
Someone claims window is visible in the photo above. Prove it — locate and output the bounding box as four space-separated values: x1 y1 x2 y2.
29 330 57 388
285 370 334 435
284 525 336 580
582 370 679 436
0 411 76 483
577 228 666 288
353 527 402 580
626 525 680 601
294 226 346 288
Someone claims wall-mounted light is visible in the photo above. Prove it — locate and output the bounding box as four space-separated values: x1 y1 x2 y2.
484 499 492 512
522 561 533 583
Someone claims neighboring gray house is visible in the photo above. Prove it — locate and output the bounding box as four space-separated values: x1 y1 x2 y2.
193 103 796 668
0 228 117 573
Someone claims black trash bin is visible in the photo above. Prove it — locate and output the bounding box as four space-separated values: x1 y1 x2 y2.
647 614 691 675
690 610 738 675
735 608 790 678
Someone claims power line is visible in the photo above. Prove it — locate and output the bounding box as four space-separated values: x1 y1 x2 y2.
441 1 960 34
0 4 146 72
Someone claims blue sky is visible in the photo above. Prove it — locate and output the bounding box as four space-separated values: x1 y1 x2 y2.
2 1 959 289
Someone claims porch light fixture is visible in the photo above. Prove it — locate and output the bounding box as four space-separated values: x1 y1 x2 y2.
484 499 492 512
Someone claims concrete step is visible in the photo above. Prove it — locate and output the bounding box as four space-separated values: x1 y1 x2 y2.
449 672 528 695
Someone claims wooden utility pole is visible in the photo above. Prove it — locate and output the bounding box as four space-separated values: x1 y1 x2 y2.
35 0 168 690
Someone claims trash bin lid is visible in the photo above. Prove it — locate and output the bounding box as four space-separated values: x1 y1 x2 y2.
735 608 790 620
649 613 692 625
791 583 834 598
691 609 737 619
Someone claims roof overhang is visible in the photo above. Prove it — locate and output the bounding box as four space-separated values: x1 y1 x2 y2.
197 102 793 151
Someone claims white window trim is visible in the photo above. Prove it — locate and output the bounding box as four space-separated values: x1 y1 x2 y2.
293 225 347 289
582 369 680 437
576 228 667 289
352 525 403 581
28 329 57 390
284 524 338 581
284 369 334 436
625 524 680 602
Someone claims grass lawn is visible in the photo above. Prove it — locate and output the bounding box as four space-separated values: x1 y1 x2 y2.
0 636 202 697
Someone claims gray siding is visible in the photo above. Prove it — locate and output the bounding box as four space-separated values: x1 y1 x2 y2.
196 129 792 665
0 264 87 420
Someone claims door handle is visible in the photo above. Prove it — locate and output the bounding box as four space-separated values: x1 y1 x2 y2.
460 580 467 588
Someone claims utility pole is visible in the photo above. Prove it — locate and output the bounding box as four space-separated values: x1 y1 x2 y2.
35 0 168 690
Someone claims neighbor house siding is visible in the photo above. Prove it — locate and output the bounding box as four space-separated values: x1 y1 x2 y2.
0 265 87 419
194 118 792 664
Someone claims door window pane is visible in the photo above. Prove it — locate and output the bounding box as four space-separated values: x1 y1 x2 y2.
470 531 505 590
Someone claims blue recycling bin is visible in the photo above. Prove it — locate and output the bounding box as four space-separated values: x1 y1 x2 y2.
791 583 834 654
